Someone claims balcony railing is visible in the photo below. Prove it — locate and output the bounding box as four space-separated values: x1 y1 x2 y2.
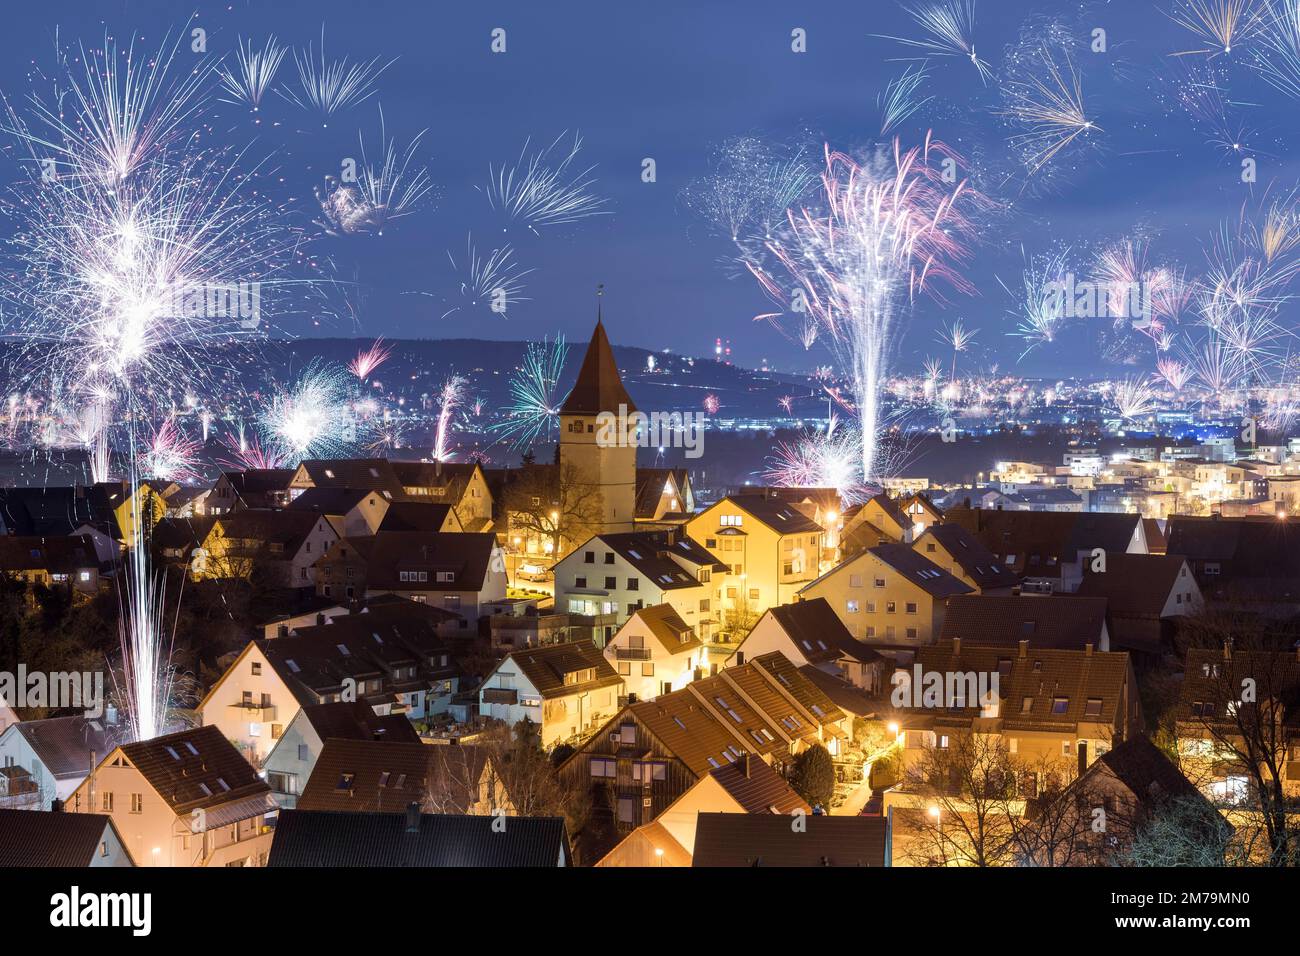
614 647 652 661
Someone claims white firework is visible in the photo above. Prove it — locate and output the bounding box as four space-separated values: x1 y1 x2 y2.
483 132 611 233
218 36 287 111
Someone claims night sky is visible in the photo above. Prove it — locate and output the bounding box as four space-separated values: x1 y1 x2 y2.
0 0 1296 377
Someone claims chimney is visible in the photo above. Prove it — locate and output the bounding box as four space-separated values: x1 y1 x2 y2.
405 801 420 834
1223 641 1232 661
952 637 961 655
1077 740 1088 778
735 651 745 666
1085 643 1094 656
51 797 64 813
1017 639 1028 659
742 753 752 778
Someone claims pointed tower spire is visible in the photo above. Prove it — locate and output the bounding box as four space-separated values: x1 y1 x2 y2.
560 290 636 415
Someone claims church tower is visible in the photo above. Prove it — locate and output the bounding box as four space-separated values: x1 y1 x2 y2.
559 303 637 534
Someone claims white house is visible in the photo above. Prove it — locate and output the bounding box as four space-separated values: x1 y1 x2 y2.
603 603 707 701
0 714 117 810
478 641 624 748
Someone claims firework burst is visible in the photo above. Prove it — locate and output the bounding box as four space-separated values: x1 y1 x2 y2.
764 415 869 504
258 363 353 461
281 27 393 124
348 338 392 381
432 373 467 462
316 107 432 236
218 36 287 113
491 335 569 449
1169 0 1265 56
483 132 610 234
1112 377 1158 421
999 47 1100 181
878 64 934 136
876 0 994 84
749 136 984 481
143 418 201 482
442 234 532 317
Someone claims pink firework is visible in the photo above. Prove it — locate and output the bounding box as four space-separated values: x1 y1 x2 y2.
144 419 202 482
749 135 985 481
702 393 721 414
348 338 393 381
218 432 288 470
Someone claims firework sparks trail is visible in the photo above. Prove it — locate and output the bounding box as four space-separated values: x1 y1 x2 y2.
316 107 432 235
144 418 201 482
875 0 994 84
1157 357 1194 390
218 431 289 470
1004 247 1071 358
442 234 532 317
1112 377 1158 420
433 373 467 462
281 27 393 124
937 318 977 381
878 64 934 136
490 335 569 449
0 26 208 185
0 29 312 741
1169 0 1266 56
764 414 870 504
1252 0 1300 96
258 362 353 461
998 47 1100 180
218 35 287 112
1168 57 1259 158
483 132 610 233
749 136 984 482
348 338 393 381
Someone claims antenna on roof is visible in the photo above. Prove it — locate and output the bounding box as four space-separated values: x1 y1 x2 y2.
596 282 604 324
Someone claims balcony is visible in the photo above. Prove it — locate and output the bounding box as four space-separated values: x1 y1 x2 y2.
613 647 652 661
230 701 276 721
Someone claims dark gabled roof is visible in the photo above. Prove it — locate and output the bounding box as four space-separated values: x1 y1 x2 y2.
1143 518 1167 554
917 523 1019 590
634 467 689 518
749 652 847 725
210 509 326 553
628 603 702 655
905 640 1131 731
1076 553 1192 616
692 813 888 867
766 598 882 666
943 508 1143 579
1166 515 1300 577
1179 647 1300 725
152 516 217 554
325 531 498 592
0 809 124 867
940 594 1109 650
0 485 120 537
715 495 823 535
866 544 975 599
287 487 376 515
560 320 636 416
795 665 882 717
0 533 101 572
708 755 811 815
267 809 569 867
1090 734 1202 805
864 493 910 533
295 459 406 497
390 460 480 490
589 532 706 590
219 468 294 495
120 725 272 815
296 701 422 746
298 739 486 814
260 614 452 705
377 501 457 533
504 640 622 699
13 715 118 779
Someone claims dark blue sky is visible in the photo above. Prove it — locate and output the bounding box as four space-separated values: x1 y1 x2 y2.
1 0 1296 376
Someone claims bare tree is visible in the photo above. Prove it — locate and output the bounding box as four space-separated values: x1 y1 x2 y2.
1123 794 1238 867
901 733 1018 867
502 463 604 559
1178 607 1300 866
